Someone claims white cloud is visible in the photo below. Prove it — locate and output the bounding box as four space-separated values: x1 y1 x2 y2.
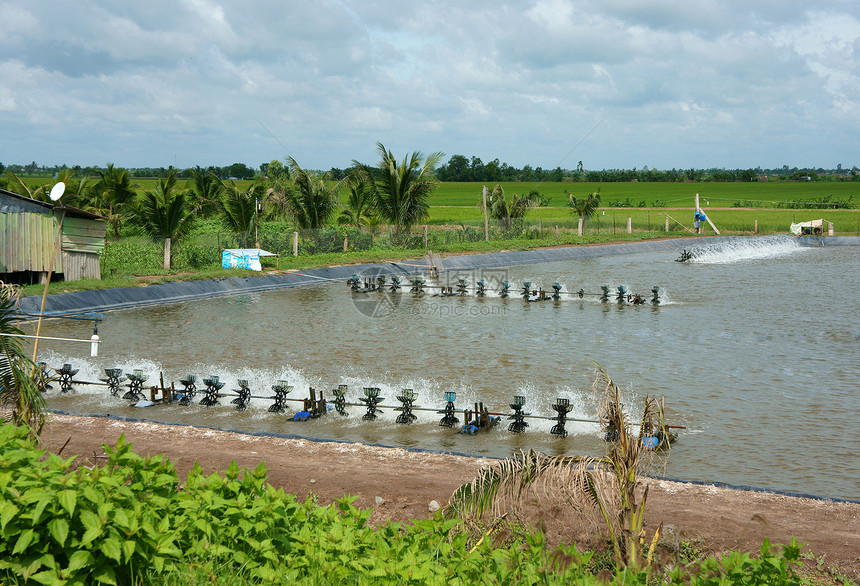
0 0 856 169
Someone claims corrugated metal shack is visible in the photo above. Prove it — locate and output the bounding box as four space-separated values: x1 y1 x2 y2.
0 188 107 282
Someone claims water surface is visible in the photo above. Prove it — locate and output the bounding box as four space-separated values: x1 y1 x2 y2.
38 237 860 499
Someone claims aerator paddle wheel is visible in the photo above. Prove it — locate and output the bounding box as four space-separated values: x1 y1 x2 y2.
550 398 573 438
99 368 126 397
123 369 148 401
508 395 529 433
200 375 225 406
57 363 79 394
268 381 292 413
231 379 251 411
395 389 418 424
178 375 198 406
439 391 459 427
359 387 384 421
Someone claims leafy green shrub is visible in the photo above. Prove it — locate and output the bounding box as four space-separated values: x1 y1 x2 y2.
100 238 162 275
0 422 807 586
171 244 221 270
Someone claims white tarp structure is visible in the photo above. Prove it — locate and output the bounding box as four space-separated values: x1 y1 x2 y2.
789 219 824 236
221 248 277 271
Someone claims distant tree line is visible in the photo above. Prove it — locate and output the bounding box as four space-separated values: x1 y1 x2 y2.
2 158 858 183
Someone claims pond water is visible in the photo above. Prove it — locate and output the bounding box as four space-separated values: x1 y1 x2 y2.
38 237 860 500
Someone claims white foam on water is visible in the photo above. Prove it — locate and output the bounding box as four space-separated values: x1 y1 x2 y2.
688 236 804 264
40 351 606 436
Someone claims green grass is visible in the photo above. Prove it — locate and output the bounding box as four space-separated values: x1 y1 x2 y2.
427 206 860 234
428 181 860 207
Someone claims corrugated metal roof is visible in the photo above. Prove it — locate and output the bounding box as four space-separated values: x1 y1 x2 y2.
0 188 107 220
0 188 52 214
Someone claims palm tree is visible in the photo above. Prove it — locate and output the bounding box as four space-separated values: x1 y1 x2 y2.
337 173 377 228
3 170 91 206
220 180 266 247
356 142 443 245
447 367 666 570
89 164 138 238
486 184 541 230
186 166 223 217
567 189 601 221
284 157 342 230
132 170 195 269
0 283 47 434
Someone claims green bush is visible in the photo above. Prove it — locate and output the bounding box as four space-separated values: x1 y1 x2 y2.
0 421 807 585
100 238 163 275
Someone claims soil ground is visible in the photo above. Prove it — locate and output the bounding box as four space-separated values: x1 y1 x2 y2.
37 413 859 582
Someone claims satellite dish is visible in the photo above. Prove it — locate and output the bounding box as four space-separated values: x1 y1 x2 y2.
49 182 66 202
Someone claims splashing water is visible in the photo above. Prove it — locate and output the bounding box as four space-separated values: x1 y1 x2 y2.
688 236 805 264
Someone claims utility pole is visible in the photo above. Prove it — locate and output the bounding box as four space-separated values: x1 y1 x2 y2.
254 198 261 248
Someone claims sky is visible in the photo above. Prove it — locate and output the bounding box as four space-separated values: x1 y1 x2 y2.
1 0 858 172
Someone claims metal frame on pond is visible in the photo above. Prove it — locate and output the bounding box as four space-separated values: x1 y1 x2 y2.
347 273 662 306
46 365 684 445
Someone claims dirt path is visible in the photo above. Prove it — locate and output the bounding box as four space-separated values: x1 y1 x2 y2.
39 414 859 580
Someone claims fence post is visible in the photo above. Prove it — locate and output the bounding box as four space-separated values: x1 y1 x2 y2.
555 225 559 238
343 235 348 252
163 238 171 269
578 217 583 237
828 222 834 236
665 216 669 232
423 225 428 248
754 220 758 234
293 231 298 257
627 217 632 234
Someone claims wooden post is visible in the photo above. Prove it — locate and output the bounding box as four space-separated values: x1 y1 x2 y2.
163 237 171 269
32 207 66 361
695 193 721 235
754 220 758 234
828 222 834 236
555 225 559 238
482 185 489 242
423 225 428 248
578 217 583 236
627 217 632 234
665 216 670 232
293 231 298 256
343 235 348 252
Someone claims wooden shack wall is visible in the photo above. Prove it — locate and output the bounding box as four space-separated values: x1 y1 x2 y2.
0 212 60 273
61 250 101 281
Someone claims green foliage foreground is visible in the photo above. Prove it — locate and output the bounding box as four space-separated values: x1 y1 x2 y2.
0 422 803 585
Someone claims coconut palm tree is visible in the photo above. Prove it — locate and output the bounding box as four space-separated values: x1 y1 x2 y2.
567 189 601 221
486 184 541 231
284 157 342 230
355 142 443 245
186 166 223 218
0 284 47 434
2 170 90 205
337 173 377 228
219 180 267 247
446 367 666 570
132 170 195 269
89 164 138 238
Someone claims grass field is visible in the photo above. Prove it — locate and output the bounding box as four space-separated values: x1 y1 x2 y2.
11 175 859 206
429 181 860 207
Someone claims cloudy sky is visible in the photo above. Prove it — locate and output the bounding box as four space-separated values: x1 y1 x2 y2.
1 0 858 171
